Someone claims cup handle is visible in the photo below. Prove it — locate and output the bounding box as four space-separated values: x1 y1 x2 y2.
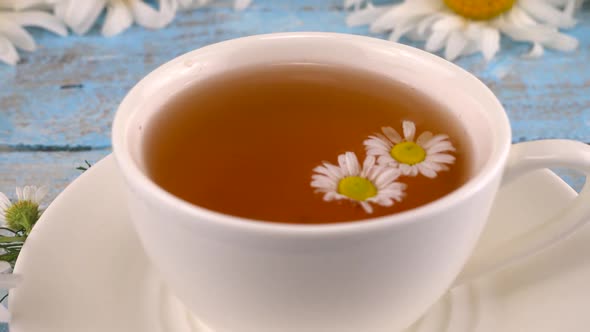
454 139 590 286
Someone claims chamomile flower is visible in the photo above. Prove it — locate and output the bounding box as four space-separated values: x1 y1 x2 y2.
346 0 580 60
364 121 455 178
0 6 67 65
14 0 252 37
311 152 406 214
0 186 47 234
19 0 178 36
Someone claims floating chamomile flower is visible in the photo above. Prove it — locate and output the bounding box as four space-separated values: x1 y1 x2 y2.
311 152 406 214
364 121 455 178
0 185 47 234
0 5 67 65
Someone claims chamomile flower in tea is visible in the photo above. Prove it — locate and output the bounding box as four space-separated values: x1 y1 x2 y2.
311 152 406 214
145 64 471 223
364 121 456 178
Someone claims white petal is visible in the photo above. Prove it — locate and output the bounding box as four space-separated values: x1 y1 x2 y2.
346 152 361 176
10 0 49 10
325 163 345 179
402 121 416 141
130 0 177 30
366 147 390 156
519 0 577 28
377 188 404 200
564 0 577 16
34 186 47 203
377 154 396 166
0 31 20 66
480 27 500 61
0 34 18 65
422 134 451 149
323 191 339 202
101 1 133 36
415 13 442 39
364 136 392 152
507 5 537 26
370 5 409 33
22 186 33 201
0 193 11 211
360 201 373 214
0 21 35 51
427 141 455 154
65 0 105 35
54 1 67 20
425 28 449 52
445 30 468 61
234 0 251 10
15 187 23 201
382 182 407 194
369 1 436 33
431 15 463 32
389 20 417 42
361 155 376 178
381 127 402 144
374 167 401 188
416 131 433 146
311 179 337 192
337 152 359 177
314 164 343 181
499 22 578 52
417 163 438 178
371 196 394 207
3 11 67 36
399 163 417 176
426 153 455 164
540 32 578 52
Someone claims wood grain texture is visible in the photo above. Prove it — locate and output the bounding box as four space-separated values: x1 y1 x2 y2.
0 150 110 202
0 2 588 327
0 1 589 148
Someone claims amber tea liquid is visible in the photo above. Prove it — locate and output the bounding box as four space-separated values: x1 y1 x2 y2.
143 64 472 224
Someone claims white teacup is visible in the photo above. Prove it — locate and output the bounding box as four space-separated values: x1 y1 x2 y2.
112 33 590 332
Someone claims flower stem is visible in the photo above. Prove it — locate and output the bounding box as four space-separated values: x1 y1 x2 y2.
0 236 26 243
0 252 19 263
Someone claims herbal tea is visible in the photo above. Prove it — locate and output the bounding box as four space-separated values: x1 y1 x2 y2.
143 64 472 224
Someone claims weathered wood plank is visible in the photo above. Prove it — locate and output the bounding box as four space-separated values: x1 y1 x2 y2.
1 1 589 148
0 149 110 204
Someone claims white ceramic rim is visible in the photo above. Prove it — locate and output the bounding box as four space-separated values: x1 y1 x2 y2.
112 32 512 235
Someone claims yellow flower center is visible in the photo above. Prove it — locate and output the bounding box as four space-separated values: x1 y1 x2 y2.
444 0 516 20
4 200 40 234
391 141 426 165
338 176 378 201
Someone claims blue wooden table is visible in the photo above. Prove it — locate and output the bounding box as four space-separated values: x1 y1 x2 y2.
0 2 588 330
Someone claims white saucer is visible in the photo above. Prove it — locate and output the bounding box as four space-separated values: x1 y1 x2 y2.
8 155 590 332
